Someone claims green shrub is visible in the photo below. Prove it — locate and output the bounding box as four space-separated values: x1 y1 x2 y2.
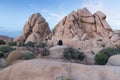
94 47 120 65
0 39 6 45
7 41 17 46
0 52 4 58
94 53 108 65
0 46 16 53
22 52 36 60
63 47 85 61
17 41 25 47
40 48 49 56
25 41 35 47
0 46 16 59
37 42 46 48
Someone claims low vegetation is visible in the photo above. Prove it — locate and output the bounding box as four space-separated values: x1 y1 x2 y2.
25 41 47 48
37 42 46 48
7 41 17 46
17 41 25 47
0 39 6 45
25 41 35 47
40 48 49 56
63 47 85 61
0 46 16 59
94 47 120 65
21 52 36 60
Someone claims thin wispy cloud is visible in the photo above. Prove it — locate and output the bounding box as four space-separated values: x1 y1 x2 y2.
41 9 48 13
49 13 63 19
81 0 104 13
81 0 120 30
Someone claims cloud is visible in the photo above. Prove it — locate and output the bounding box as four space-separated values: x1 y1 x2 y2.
81 0 104 13
41 9 48 13
81 0 120 30
49 13 63 19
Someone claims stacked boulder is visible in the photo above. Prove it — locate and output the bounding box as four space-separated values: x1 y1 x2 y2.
49 8 120 64
14 13 51 43
51 8 120 50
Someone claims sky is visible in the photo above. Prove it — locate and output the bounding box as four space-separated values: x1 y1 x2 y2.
0 0 120 37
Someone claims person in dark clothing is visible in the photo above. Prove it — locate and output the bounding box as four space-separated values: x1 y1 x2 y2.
57 40 63 46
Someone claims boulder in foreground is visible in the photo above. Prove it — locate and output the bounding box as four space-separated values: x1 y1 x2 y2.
0 59 119 80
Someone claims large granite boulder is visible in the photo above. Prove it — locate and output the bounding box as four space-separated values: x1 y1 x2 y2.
14 13 51 43
107 55 120 66
48 45 68 59
0 59 120 80
50 7 120 51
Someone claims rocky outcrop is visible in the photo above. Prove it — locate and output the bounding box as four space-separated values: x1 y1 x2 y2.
14 13 51 43
0 59 120 80
52 8 112 41
50 7 120 52
6 50 23 64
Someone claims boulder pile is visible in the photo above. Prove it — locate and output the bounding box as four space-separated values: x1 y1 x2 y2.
14 13 51 43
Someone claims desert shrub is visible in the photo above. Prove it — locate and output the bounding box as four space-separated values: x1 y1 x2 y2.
94 53 108 65
25 41 35 47
63 47 85 61
40 48 49 56
0 46 16 59
17 41 25 47
0 46 15 53
94 47 120 65
0 39 6 45
7 41 17 46
37 42 46 48
0 52 4 58
22 52 36 60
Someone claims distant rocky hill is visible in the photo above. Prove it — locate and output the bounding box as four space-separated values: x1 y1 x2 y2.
0 35 13 42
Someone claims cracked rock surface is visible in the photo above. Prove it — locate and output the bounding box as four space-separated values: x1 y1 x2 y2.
14 13 51 43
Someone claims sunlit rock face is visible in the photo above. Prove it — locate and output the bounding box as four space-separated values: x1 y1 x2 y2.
50 7 120 50
0 59 119 80
14 13 51 43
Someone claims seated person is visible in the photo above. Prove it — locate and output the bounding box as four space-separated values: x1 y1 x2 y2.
57 40 63 46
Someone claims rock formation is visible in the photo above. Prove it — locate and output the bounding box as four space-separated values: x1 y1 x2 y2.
13 8 120 64
107 55 120 66
50 7 120 51
14 13 51 43
0 59 120 80
52 8 112 40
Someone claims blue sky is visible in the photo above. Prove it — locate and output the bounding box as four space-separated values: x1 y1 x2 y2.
0 0 120 37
